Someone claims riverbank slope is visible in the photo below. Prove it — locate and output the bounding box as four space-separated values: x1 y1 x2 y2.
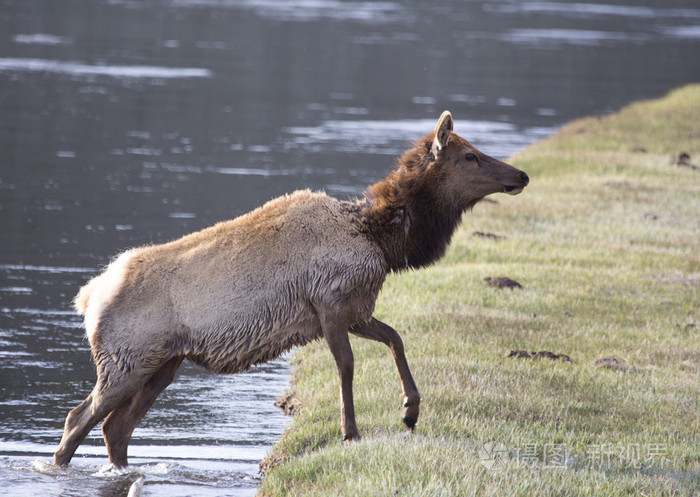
261 85 700 496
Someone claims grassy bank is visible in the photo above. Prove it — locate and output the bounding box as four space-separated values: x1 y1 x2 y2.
260 85 699 496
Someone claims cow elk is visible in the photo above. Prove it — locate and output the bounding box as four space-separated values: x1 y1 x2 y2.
54 111 529 467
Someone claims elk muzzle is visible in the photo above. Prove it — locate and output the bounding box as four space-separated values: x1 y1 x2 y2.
504 171 529 195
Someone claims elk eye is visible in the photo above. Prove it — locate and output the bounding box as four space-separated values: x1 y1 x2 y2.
465 153 477 162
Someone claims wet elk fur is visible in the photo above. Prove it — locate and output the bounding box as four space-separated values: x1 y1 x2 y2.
54 111 529 467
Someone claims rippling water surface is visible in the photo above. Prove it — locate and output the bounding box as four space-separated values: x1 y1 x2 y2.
1 0 699 495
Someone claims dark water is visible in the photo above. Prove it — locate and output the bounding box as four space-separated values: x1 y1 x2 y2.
1 0 699 495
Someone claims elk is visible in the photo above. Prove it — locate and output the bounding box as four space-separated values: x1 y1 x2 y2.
54 111 529 467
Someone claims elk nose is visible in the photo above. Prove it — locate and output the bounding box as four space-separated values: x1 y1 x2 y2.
520 172 530 185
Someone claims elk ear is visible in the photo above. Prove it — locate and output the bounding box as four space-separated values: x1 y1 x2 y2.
432 110 453 157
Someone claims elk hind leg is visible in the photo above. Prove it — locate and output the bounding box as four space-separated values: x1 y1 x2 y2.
54 378 139 467
102 356 184 467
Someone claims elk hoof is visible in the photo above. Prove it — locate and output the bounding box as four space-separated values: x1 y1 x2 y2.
343 433 361 442
403 415 417 430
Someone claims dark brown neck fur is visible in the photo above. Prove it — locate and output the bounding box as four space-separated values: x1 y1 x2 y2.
358 135 476 272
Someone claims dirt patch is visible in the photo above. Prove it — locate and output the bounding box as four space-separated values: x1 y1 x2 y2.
472 231 506 241
604 180 652 192
259 450 290 475
275 391 301 416
507 350 571 362
673 152 698 170
679 360 699 373
664 273 699 288
594 357 629 372
259 393 303 474
484 276 523 289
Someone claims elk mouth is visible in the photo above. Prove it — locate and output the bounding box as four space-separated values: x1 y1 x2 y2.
503 185 524 195
503 172 529 195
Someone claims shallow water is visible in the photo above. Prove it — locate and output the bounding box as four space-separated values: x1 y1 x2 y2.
1 0 699 495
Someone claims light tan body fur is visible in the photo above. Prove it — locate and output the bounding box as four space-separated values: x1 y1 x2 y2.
54 111 529 467
82 192 384 375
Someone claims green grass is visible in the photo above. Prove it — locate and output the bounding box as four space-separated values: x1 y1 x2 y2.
260 85 700 496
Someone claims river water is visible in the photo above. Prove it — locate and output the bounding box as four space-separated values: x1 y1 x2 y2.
1 0 698 495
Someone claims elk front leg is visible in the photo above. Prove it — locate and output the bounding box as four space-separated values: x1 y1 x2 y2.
318 309 359 441
351 318 420 430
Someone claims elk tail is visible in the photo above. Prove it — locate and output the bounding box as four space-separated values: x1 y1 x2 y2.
73 280 96 315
